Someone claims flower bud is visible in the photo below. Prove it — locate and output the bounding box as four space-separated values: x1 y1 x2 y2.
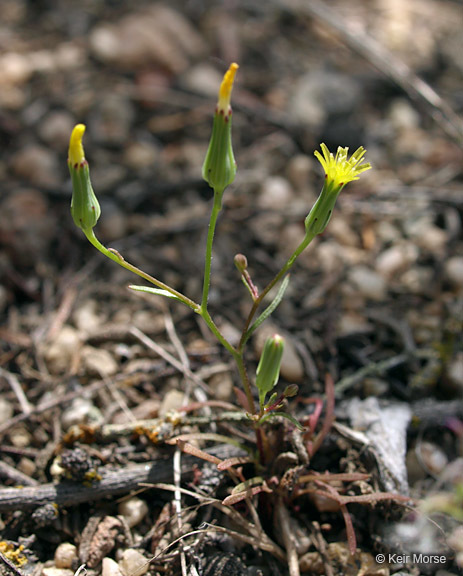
68 124 101 231
256 334 284 409
234 253 248 273
202 63 239 193
305 143 371 237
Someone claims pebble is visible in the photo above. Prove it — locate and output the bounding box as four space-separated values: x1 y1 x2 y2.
38 111 75 149
102 558 124 576
0 52 32 85
10 144 60 187
90 5 205 73
98 199 129 242
9 425 32 448
289 70 360 129
254 323 304 383
118 549 149 576
73 300 103 335
258 176 294 210
285 154 313 191
123 140 160 171
328 216 360 248
446 353 463 393
118 497 149 528
91 94 135 145
375 243 418 279
445 256 463 290
348 266 387 301
0 398 14 425
209 371 234 402
54 543 78 569
180 63 224 97
42 569 74 576
418 441 448 476
61 397 102 429
44 326 81 374
389 98 420 131
81 346 118 378
159 389 185 417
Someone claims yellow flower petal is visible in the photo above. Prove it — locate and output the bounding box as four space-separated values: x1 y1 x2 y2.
217 63 239 114
69 124 86 166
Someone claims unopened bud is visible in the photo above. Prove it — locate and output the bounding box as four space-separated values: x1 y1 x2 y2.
68 124 101 231
256 334 284 409
234 253 248 273
202 63 238 193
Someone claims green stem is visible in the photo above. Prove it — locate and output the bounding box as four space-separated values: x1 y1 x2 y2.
201 189 223 312
83 229 199 312
238 231 316 352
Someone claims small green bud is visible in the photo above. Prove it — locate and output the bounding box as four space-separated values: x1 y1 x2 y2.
202 63 238 193
305 143 371 237
283 384 298 398
68 124 101 232
256 334 284 409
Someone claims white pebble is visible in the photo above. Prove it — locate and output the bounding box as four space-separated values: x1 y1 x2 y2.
258 176 294 210
42 569 74 576
119 549 149 576
0 397 14 425
348 266 387 301
118 497 149 528
102 557 124 576
54 543 77 569
376 243 418 278
445 256 463 289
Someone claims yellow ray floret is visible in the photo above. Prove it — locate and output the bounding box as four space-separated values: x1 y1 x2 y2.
315 143 371 188
217 63 239 114
69 124 86 166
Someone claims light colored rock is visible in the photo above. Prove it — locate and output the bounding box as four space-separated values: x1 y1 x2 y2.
38 111 75 149
44 326 81 374
376 243 418 279
446 353 463 392
286 154 313 191
10 144 59 187
9 425 32 448
389 98 420 131
181 63 224 97
81 346 118 378
61 397 102 429
73 300 103 335
258 176 294 210
102 558 124 576
124 140 160 171
54 543 78 569
0 397 14 425
119 549 149 576
118 497 149 528
209 371 234 401
0 52 32 85
328 216 360 247
348 266 387 301
254 323 304 383
42 568 74 576
418 442 448 476
159 389 185 417
445 256 463 289
90 5 205 73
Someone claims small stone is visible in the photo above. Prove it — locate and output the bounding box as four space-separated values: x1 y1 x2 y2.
0 398 14 425
124 140 160 171
54 543 78 569
44 326 81 374
180 63 224 97
209 371 234 402
159 389 184 417
286 154 313 191
42 569 74 576
18 457 36 477
254 323 304 383
10 425 32 448
118 549 149 576
389 98 420 131
418 442 448 476
328 216 360 247
92 94 135 145
445 256 463 290
446 353 463 392
258 176 294 210
81 346 118 378
10 144 60 187
376 243 418 279
0 52 32 85
118 497 149 528
38 111 75 149
73 300 103 335
102 558 124 576
348 266 387 301
61 397 102 429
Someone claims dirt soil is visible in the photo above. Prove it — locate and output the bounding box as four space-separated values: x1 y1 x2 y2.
0 1 462 575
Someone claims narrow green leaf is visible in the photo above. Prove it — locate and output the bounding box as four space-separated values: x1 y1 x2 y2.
129 285 184 303
242 275 290 346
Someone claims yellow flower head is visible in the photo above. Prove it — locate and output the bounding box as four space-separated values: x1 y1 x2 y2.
69 123 86 166
314 143 371 190
217 63 239 115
